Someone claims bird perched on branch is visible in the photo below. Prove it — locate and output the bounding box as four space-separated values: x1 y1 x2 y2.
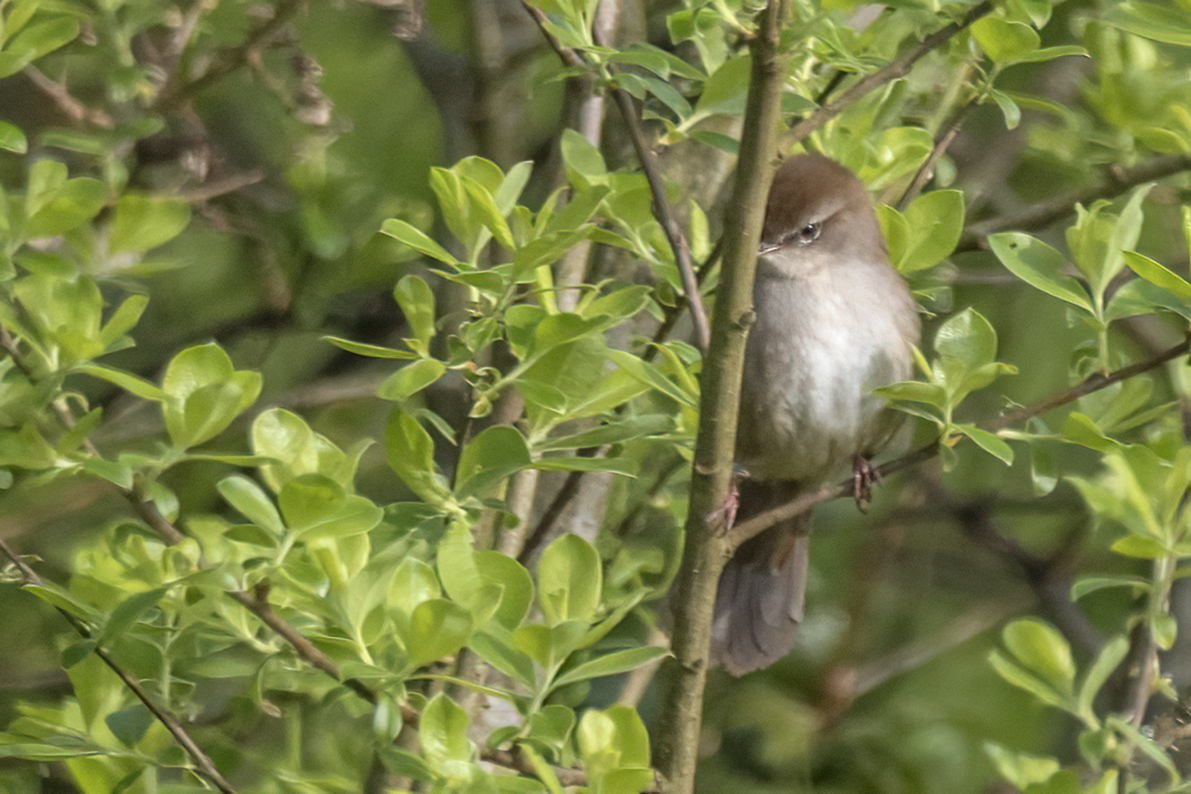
709 153 920 676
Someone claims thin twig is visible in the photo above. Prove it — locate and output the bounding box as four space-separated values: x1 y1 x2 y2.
520 0 711 352
986 335 1191 431
23 66 114 128
0 538 238 794
895 101 971 210
958 154 1191 252
729 335 1191 550
608 87 710 352
517 448 602 564
848 598 1025 698
783 1 995 148
947 494 1102 658
175 170 265 202
159 0 304 106
518 1 584 68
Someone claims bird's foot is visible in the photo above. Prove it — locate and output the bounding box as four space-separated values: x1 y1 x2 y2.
707 466 747 534
851 455 881 512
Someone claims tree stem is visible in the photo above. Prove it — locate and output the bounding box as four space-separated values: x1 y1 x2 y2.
652 3 787 791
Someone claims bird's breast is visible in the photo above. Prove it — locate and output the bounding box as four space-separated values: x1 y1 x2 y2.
736 262 916 483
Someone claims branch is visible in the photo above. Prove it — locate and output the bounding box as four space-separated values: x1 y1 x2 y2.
608 88 710 352
23 66 114 128
652 3 788 791
728 336 1191 550
947 495 1102 658
158 0 304 106
0 538 238 794
783 1 994 148
519 0 711 352
895 100 972 210
958 154 1191 253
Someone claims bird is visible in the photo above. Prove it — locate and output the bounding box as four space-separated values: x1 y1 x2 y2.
709 153 921 676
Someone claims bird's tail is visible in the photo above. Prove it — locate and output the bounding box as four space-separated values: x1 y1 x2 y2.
709 482 809 676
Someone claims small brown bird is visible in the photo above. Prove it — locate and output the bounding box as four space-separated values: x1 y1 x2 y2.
709 153 920 676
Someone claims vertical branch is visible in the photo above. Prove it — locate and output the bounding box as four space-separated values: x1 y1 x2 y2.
652 2 787 791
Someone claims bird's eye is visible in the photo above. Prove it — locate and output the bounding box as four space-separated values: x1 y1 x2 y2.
796 222 821 243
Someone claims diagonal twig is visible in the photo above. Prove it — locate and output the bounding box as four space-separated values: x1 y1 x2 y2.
728 335 1191 551
520 0 711 352
958 154 1191 252
157 0 304 106
783 0 995 148
0 537 238 794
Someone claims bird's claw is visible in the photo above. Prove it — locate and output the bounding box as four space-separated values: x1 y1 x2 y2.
851 455 881 512
707 467 746 534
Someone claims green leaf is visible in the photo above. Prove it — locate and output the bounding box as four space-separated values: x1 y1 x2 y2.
173 380 258 448
935 308 998 371
984 742 1059 790
405 599 473 668
1002 618 1075 694
0 424 56 470
420 693 472 766
377 358 446 401
384 406 449 504
469 626 537 689
537 533 602 626
513 621 587 669
217 475 284 534
1013 45 1089 63
577 704 651 771
874 380 947 409
454 425 532 499
25 177 106 238
98 294 149 347
956 424 1014 465
25 158 67 216
560 128 608 186
380 218 459 265
0 121 27 153
104 704 153 748
161 344 260 447
988 89 1021 130
970 16 1040 63
693 55 750 116
988 233 1091 311
0 743 103 760
436 522 503 628
553 646 669 688
606 349 697 407
378 746 435 781
1077 636 1129 722
475 550 534 629
1106 715 1179 783
23 582 99 622
536 415 673 452
1110 534 1167 559
99 587 168 646
1105 2 1191 46
1122 251 1191 301
108 195 191 254
278 474 384 539
394 274 437 345
988 650 1069 710
0 17 79 78
898 190 965 272
322 336 417 360
1070 575 1149 600
1152 612 1177 651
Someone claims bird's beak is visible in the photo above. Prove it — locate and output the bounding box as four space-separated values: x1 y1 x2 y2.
757 241 781 256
